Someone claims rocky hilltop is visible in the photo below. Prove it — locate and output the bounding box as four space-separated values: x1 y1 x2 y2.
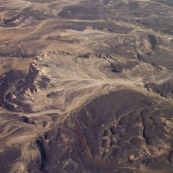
0 0 173 173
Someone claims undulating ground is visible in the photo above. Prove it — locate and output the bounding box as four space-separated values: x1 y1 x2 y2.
0 0 173 173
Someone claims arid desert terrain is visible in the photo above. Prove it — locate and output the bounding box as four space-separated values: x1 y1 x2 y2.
0 0 173 173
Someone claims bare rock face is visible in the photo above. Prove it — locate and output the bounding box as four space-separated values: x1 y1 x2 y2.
0 64 39 112
12 90 172 173
145 80 173 99
0 0 173 173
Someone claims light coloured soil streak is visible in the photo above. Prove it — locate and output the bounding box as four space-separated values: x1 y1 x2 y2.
56 126 173 173
0 0 173 172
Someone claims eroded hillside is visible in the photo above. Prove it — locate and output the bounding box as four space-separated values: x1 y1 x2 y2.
0 0 173 173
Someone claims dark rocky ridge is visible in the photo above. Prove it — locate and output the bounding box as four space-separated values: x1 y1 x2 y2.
21 90 173 173
0 146 21 173
111 61 139 73
0 64 38 112
0 0 173 173
145 80 173 99
148 35 157 50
